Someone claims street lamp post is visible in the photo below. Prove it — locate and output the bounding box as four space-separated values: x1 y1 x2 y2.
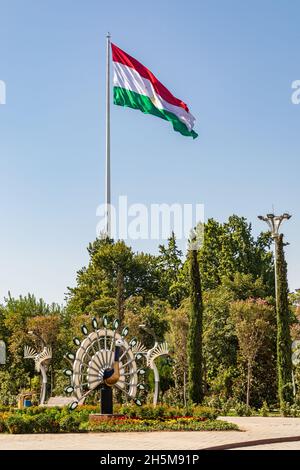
257 213 291 304
258 212 293 406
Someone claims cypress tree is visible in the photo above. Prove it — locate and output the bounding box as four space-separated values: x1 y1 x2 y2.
188 247 204 404
276 234 293 407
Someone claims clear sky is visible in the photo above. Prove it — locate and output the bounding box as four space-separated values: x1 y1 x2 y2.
0 0 299 304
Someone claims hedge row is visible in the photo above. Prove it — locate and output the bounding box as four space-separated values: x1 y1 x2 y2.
0 404 230 434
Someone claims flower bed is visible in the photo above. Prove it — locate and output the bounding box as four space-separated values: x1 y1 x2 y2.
86 417 238 432
0 404 238 434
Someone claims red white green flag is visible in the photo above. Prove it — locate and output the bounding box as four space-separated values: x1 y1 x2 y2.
112 43 198 139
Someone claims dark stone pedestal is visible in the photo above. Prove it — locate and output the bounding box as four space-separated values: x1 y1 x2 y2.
101 385 113 414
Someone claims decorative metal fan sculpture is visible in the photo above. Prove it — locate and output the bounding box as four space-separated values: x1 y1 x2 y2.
63 316 147 413
24 345 52 405
132 339 169 406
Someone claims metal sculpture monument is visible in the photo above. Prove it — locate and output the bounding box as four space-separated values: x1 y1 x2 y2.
64 317 147 414
137 325 169 406
24 345 52 405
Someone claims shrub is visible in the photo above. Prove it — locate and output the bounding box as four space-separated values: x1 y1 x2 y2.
31 414 60 433
192 406 218 420
235 403 253 417
0 416 8 433
117 403 218 420
6 415 34 434
280 402 300 417
59 414 82 433
259 401 269 417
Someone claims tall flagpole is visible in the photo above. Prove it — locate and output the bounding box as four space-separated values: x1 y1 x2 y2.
105 32 111 237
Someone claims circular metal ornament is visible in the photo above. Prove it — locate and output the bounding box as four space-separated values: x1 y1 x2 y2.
67 324 141 403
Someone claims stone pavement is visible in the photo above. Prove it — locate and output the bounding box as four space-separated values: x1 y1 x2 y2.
0 417 300 450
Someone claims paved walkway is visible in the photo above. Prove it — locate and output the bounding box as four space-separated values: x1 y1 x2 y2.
0 417 300 450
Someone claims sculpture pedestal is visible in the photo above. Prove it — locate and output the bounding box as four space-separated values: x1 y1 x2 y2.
101 385 113 414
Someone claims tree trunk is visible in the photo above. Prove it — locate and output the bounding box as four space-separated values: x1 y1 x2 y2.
246 360 252 407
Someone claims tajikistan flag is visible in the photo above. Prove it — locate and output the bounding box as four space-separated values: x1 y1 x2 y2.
112 43 198 139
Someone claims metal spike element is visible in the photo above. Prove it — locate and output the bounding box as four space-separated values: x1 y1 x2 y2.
24 346 37 359
147 342 169 368
132 341 148 356
113 319 119 330
64 386 74 394
103 316 108 327
24 346 52 372
92 318 98 329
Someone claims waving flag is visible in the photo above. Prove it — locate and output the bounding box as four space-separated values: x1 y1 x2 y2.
112 43 198 139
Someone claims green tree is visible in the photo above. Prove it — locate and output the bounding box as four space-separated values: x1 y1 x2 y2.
165 300 189 405
188 246 203 404
230 299 274 407
67 238 161 324
203 286 236 392
276 234 293 407
158 233 188 308
203 273 277 405
198 215 274 295
0 294 63 404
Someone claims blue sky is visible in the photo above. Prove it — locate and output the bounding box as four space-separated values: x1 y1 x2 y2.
0 0 299 304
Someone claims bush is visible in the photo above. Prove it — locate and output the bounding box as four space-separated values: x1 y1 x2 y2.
5 412 61 434
0 417 8 433
280 402 300 417
32 413 60 433
59 414 82 433
259 401 269 417
117 403 218 420
192 406 218 420
234 403 253 417
6 415 34 434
